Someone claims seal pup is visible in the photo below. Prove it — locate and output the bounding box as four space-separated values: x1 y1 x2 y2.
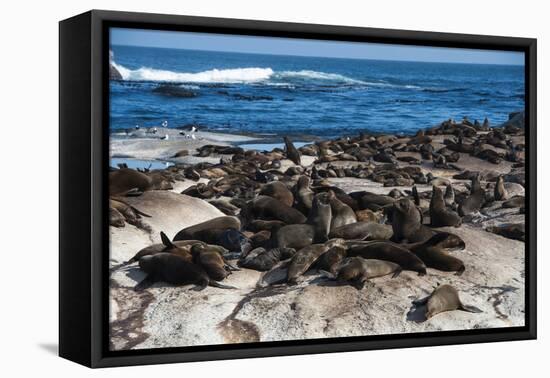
135 253 237 291
494 175 509 201
306 192 333 243
284 136 301 165
329 191 357 230
346 240 427 275
429 186 462 227
391 198 434 243
405 233 465 275
413 284 482 319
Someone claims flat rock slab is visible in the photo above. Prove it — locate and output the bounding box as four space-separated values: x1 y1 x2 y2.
110 222 524 350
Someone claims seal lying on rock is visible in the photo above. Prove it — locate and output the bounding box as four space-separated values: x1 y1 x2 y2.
321 257 401 290
238 246 296 271
405 233 466 275
486 223 525 241
243 195 307 225
191 244 236 281
135 253 237 291
329 222 393 241
346 240 427 275
413 284 482 320
173 216 241 243
259 181 294 207
287 239 346 285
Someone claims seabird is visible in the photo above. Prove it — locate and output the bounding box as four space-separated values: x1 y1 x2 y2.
162 120 168 127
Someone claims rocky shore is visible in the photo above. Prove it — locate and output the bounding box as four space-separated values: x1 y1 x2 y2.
109 113 526 351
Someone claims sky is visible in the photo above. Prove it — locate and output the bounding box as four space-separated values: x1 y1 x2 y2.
111 28 524 66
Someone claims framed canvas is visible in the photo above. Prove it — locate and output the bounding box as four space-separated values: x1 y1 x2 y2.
59 10 536 368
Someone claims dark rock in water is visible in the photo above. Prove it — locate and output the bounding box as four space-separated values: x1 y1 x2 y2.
232 93 273 101
153 84 198 98
109 63 122 80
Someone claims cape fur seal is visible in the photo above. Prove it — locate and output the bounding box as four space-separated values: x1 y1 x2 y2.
315 246 348 274
429 186 462 227
329 192 357 230
346 240 427 275
494 175 509 201
391 198 434 243
329 222 393 241
259 181 294 207
238 246 296 271
173 216 241 242
458 176 485 216
405 233 465 275
109 168 152 195
287 239 346 285
294 176 314 214
135 253 237 291
323 257 401 289
284 136 301 165
306 192 333 243
413 284 482 319
243 195 306 225
276 223 315 250
191 244 235 281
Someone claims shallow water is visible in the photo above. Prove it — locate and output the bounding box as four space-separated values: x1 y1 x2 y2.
110 158 174 170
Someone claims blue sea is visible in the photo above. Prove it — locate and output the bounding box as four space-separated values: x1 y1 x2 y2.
110 45 524 138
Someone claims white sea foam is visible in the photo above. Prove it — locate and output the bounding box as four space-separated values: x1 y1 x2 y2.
276 70 366 84
113 63 274 83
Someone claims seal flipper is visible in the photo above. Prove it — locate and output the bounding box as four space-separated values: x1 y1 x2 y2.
318 270 336 280
208 281 238 290
412 295 430 306
134 275 155 291
392 266 403 278
455 265 466 276
460 304 483 313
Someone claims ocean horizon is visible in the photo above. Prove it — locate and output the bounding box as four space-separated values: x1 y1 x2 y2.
109 44 525 138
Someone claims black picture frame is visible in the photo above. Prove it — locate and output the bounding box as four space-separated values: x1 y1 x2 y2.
59 9 537 368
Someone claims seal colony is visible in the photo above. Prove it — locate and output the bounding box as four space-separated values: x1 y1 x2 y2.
109 113 526 350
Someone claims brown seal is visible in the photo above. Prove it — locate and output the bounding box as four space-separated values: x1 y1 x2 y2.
173 216 241 242
329 222 393 241
191 244 233 281
259 181 294 207
109 168 152 195
429 186 462 227
329 191 357 230
276 223 315 250
405 233 465 275
458 175 485 216
346 240 427 275
413 284 482 319
287 239 346 284
284 136 301 165
326 257 401 289
306 192 333 243
294 175 314 214
243 195 306 225
135 253 237 291
238 246 296 271
494 175 509 201
315 246 348 274
391 198 434 243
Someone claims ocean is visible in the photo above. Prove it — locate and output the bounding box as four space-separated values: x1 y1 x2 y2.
110 45 524 138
